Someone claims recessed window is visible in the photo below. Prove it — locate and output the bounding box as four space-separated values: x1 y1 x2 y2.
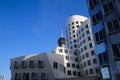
88 36 91 41
88 0 98 9
93 58 97 64
81 48 83 53
81 28 84 32
77 25 79 28
91 50 95 55
75 58 78 62
103 1 114 15
76 21 78 24
84 62 86 67
86 24 88 28
86 70 88 75
74 44 77 48
86 52 89 58
92 11 102 25
73 35 75 38
41 72 48 80
76 65 80 69
95 29 105 44
82 33 84 37
32 73 38 80
29 60 35 68
53 62 58 69
74 39 76 42
67 63 70 67
14 61 19 68
65 49 68 53
83 39 86 44
89 43 93 48
73 71 77 76
90 68 94 74
21 61 26 68
82 55 85 60
112 43 120 61
73 30 75 33
72 63 75 68
87 60 91 65
84 45 87 51
59 49 63 53
67 70 71 75
66 56 69 60
87 30 90 34
72 22 74 25
72 26 74 29
107 18 120 34
38 60 44 68
15 73 20 80
23 73 29 80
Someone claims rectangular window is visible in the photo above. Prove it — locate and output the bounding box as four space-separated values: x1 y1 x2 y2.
67 63 70 67
67 70 71 75
86 52 89 58
93 58 97 64
89 43 93 48
112 43 120 61
86 70 88 75
21 61 27 68
53 62 58 69
32 73 38 80
88 60 91 65
76 64 80 69
41 73 48 80
107 18 120 34
66 56 69 60
72 63 75 68
84 62 86 67
29 60 35 68
23 73 29 80
38 60 44 68
91 50 95 55
14 61 19 68
92 11 102 25
64 49 68 53
15 73 20 80
88 0 98 9
73 71 77 76
90 68 94 74
95 29 105 44
59 49 63 53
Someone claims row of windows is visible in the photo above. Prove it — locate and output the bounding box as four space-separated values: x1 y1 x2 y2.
14 72 47 80
77 25 89 35
14 60 44 69
88 0 98 9
66 63 80 69
81 59 97 69
77 30 90 40
58 49 75 54
68 21 83 26
79 43 93 53
67 70 80 76
107 18 120 34
66 56 78 62
53 62 64 72
79 50 96 61
83 67 99 76
78 36 92 47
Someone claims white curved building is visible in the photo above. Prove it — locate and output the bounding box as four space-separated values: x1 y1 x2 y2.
66 15 87 51
66 15 99 77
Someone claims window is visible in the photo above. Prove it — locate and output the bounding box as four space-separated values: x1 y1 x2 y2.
66 56 69 60
103 1 114 15
38 60 44 68
21 61 26 68
90 68 94 74
23 73 29 80
88 60 91 65
74 39 76 42
59 49 63 53
98 51 109 66
75 58 78 62
91 50 95 55
82 33 84 37
73 71 77 76
15 73 20 80
73 35 75 38
84 45 87 51
81 28 83 32
87 30 90 34
67 70 71 75
93 58 97 64
59 64 64 71
88 0 98 9
74 51 77 55
86 70 88 75
64 49 68 53
76 65 80 69
73 30 75 33
84 62 86 67
78 72 81 76
82 55 85 60
92 11 102 25
72 26 74 29
31 73 38 80
83 39 86 44
89 43 93 48
29 60 35 68
76 21 78 24
53 62 58 69
88 36 91 41
77 25 79 28
72 64 75 68
95 29 105 44
14 61 19 68
67 63 70 67
81 48 83 52
86 53 89 58
107 18 120 34
112 43 120 61
41 72 48 80
86 24 88 29
74 44 77 48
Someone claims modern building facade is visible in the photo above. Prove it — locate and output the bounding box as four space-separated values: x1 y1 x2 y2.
86 0 120 80
66 15 99 77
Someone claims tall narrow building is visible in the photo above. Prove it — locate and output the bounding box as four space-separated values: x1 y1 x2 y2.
86 0 120 80
66 15 99 77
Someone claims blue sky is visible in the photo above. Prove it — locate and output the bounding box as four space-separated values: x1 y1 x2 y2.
0 0 89 79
